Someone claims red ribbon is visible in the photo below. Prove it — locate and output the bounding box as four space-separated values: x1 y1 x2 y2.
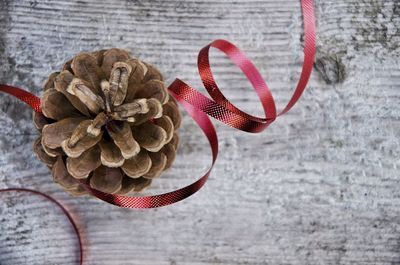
0 0 315 262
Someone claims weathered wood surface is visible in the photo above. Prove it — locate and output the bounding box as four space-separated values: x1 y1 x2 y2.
0 0 399 264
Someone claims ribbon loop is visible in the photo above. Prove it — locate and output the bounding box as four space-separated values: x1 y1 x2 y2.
199 40 277 122
169 0 316 132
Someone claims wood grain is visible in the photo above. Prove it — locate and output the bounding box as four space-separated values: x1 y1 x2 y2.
1 0 399 264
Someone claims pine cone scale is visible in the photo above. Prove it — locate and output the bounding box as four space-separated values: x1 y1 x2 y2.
99 139 125 168
66 145 101 179
54 70 91 117
121 149 152 178
71 53 105 93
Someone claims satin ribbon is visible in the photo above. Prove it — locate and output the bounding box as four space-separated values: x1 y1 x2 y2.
0 0 315 262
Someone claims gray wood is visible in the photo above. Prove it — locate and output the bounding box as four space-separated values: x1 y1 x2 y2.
0 0 399 264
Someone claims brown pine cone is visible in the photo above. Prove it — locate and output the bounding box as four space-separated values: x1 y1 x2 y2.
32 48 181 196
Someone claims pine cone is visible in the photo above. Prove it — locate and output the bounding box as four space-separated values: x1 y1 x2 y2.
33 48 182 196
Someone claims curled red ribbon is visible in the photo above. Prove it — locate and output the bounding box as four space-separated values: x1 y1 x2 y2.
0 0 315 262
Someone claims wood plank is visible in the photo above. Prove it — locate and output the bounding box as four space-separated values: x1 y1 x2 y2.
1 0 399 264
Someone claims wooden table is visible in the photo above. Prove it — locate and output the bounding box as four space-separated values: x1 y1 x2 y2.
1 0 399 264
